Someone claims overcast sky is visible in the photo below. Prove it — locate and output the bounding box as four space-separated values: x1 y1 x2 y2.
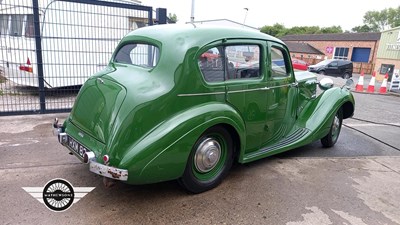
142 0 400 31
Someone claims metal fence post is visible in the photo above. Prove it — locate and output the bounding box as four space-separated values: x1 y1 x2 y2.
32 0 46 113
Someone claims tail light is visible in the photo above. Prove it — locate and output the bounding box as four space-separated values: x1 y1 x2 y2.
103 155 109 164
19 57 33 73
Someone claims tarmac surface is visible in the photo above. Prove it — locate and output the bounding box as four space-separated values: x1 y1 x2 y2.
1 78 400 224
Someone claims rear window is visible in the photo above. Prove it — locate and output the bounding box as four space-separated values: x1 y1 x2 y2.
114 43 159 68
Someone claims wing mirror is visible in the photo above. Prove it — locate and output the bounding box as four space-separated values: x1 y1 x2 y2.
342 78 354 90
318 78 334 90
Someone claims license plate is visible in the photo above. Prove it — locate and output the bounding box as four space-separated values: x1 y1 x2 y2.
67 135 89 159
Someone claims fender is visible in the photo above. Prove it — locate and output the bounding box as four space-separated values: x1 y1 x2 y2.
118 103 245 184
297 87 355 142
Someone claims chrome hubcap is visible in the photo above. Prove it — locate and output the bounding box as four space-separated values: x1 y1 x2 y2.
194 138 221 173
332 115 340 138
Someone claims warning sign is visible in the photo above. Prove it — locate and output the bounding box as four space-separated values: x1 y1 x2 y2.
389 69 400 92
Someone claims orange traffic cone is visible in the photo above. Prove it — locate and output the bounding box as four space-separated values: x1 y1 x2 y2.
379 73 388 94
367 71 376 93
355 71 364 92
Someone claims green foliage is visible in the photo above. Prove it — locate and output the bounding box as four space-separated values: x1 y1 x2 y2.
355 6 400 32
260 23 287 37
260 24 342 37
320 26 343 33
168 13 178 23
351 25 374 33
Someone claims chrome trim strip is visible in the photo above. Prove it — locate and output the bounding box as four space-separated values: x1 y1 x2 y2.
227 87 269 94
268 84 291 89
178 92 225 97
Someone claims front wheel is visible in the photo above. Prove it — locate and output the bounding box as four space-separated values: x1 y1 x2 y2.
178 126 234 193
343 73 350 79
319 70 326 75
321 108 343 147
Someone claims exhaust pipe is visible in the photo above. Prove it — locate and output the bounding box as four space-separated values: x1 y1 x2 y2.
83 151 95 164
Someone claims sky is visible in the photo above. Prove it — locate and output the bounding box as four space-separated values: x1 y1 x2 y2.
142 0 400 31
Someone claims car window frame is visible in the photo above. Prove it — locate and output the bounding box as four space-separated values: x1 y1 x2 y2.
268 42 294 80
197 40 265 85
112 41 161 69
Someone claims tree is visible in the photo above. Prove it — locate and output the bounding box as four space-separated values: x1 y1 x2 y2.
351 25 374 33
320 26 343 33
168 13 178 23
260 23 287 37
362 6 400 31
388 6 400 27
260 24 343 37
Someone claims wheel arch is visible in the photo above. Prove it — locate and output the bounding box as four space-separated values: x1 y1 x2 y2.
341 101 354 119
218 123 241 163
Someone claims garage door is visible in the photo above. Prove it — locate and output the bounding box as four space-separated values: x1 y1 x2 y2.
351 48 371 63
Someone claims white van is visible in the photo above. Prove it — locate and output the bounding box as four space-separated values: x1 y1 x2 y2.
0 0 148 88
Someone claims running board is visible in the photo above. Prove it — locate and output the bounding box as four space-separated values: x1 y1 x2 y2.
246 128 311 159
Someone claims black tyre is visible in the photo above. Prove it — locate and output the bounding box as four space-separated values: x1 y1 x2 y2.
319 70 326 75
321 108 343 147
343 73 350 79
179 126 234 194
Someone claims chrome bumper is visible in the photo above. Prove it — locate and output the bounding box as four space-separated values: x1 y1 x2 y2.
53 118 128 182
89 161 128 181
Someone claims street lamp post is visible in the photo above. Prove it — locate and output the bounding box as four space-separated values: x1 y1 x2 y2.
243 8 248 27
191 0 195 23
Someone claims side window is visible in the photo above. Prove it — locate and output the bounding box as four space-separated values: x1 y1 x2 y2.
198 47 224 82
198 44 261 83
114 43 159 68
330 62 338 67
271 46 290 77
225 45 260 80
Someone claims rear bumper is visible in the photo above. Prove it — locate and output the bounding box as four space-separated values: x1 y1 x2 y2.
53 118 128 182
89 161 128 181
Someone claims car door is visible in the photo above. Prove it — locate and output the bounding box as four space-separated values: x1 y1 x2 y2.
326 61 339 75
223 42 269 153
260 42 298 146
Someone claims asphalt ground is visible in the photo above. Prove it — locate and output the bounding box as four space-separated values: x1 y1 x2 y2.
1 80 400 224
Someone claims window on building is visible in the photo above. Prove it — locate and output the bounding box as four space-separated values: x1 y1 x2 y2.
380 64 394 75
0 14 35 38
0 15 9 35
10 15 24 37
333 47 349 60
25 15 35 37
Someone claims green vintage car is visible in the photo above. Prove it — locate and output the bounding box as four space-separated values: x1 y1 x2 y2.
54 24 355 193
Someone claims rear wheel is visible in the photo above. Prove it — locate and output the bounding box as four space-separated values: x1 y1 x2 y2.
343 73 350 79
321 108 343 147
179 126 233 193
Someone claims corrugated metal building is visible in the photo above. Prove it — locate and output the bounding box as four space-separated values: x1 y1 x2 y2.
374 26 400 81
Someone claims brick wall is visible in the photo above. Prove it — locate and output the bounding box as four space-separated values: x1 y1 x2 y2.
289 40 379 74
303 40 379 63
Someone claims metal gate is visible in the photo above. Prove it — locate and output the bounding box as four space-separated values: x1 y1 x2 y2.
0 0 166 116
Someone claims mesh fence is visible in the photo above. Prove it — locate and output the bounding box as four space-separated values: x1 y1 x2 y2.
0 0 155 115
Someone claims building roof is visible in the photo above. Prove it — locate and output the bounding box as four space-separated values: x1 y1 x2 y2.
284 42 324 55
281 32 381 41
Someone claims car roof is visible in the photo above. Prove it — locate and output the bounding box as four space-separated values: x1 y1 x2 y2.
122 24 284 46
